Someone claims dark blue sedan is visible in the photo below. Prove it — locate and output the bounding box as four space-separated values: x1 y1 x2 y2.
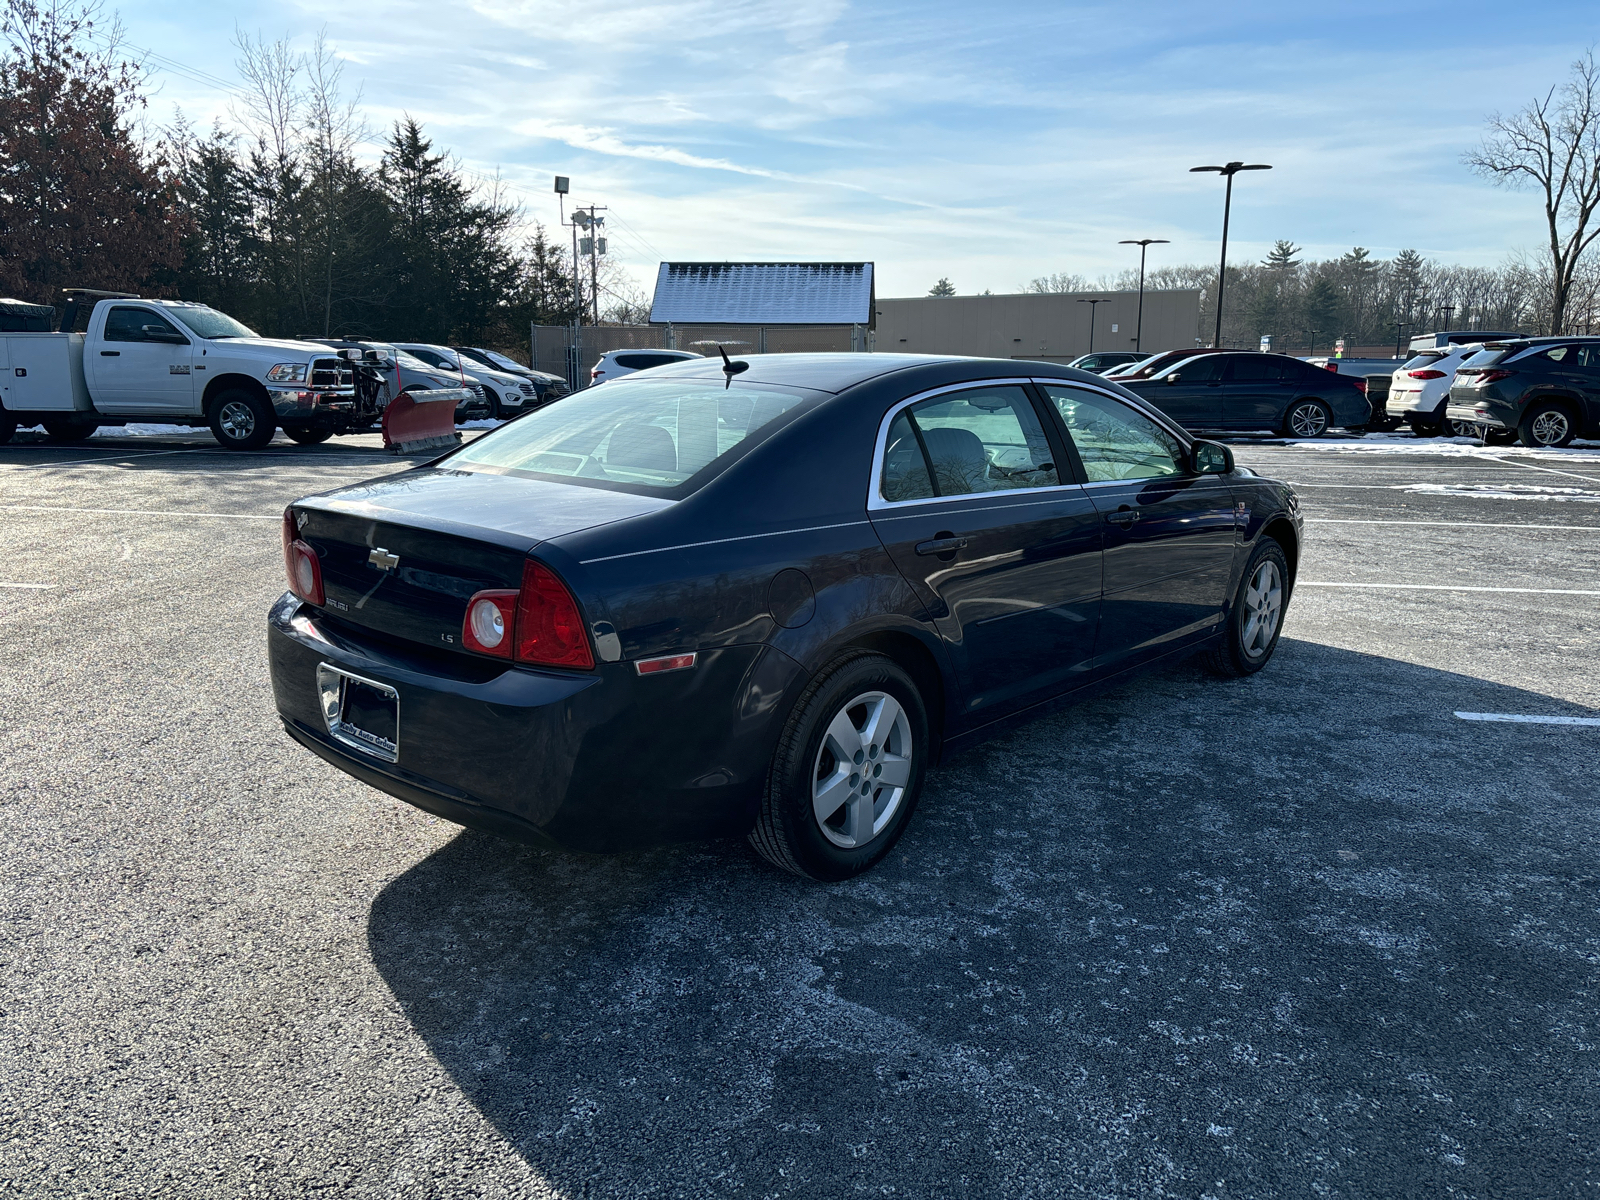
1120 351 1370 436
269 354 1303 880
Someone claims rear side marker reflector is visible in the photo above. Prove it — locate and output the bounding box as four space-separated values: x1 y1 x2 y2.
635 652 697 676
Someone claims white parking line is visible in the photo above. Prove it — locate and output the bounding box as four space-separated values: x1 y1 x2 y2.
1301 581 1600 595
1 505 279 521
1455 711 1600 726
1307 519 1600 532
0 582 54 589
0 448 204 470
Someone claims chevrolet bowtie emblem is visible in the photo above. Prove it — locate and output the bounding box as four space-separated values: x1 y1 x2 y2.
368 548 400 571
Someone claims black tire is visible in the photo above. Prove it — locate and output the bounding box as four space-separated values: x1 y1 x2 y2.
1518 400 1578 448
488 390 506 420
1408 420 1441 438
1204 538 1291 678
42 418 98 443
749 652 929 881
208 388 276 451
1281 399 1332 438
282 425 333 445
1484 427 1518 445
0 413 16 444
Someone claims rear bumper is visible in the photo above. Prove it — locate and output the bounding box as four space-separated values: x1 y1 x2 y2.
1446 404 1507 429
266 593 801 851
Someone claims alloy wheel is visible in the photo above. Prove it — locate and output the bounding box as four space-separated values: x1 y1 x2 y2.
1530 409 1571 446
811 690 914 849
1288 403 1328 437
1240 560 1283 660
218 400 257 441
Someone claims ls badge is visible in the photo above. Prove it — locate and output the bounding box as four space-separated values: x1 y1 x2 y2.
368 548 400 571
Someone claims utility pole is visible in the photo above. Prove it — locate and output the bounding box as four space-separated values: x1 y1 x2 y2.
1439 303 1456 329
555 176 581 389
1118 238 1169 353
1190 161 1272 348
1389 320 1410 359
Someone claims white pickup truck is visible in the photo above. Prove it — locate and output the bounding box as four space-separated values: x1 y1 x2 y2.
0 290 387 450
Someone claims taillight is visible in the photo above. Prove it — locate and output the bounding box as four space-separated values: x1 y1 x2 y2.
460 560 594 669
1408 369 1448 379
462 590 518 658
1476 369 1514 384
282 509 324 606
515 560 594 668
1324 363 1339 372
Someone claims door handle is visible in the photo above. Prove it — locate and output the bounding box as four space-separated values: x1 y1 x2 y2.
100 350 120 356
915 536 968 556
1105 507 1141 527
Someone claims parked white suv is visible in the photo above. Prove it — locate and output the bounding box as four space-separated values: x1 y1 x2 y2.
1386 343 1484 437
589 348 701 386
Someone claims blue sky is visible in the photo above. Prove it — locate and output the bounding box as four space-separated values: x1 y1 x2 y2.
116 0 1593 299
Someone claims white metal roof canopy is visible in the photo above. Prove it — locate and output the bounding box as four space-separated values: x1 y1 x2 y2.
649 262 874 326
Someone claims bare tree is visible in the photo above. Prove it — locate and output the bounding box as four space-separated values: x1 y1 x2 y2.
1467 49 1600 334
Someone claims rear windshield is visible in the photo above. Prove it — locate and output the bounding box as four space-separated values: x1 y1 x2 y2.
1400 351 1445 369
451 378 816 495
1460 348 1511 368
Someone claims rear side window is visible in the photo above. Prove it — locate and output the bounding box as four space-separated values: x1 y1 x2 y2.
1230 357 1290 381
1169 355 1227 382
454 378 812 494
877 385 1058 501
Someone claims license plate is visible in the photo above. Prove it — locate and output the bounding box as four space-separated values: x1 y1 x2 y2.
316 664 399 762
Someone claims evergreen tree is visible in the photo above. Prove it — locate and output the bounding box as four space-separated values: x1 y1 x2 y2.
0 0 186 304
928 277 956 297
1263 240 1301 272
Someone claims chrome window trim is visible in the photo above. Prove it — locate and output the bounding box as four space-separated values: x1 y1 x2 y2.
866 376 1195 512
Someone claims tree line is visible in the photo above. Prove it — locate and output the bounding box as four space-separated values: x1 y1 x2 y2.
1020 242 1600 353
0 0 630 349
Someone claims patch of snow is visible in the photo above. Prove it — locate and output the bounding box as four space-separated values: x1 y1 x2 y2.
457 419 506 430
91 424 203 438
1398 483 1600 502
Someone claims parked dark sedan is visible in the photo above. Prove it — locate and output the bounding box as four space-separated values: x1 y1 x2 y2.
268 354 1303 880
1445 336 1600 447
1120 351 1369 436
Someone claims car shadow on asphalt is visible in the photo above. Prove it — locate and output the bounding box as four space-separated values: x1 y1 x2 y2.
366 639 1600 1197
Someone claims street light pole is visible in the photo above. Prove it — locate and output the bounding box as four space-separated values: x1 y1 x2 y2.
1118 238 1169 353
1190 161 1272 349
1390 320 1410 359
1076 297 1107 353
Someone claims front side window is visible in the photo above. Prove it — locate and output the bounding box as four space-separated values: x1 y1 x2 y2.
1161 355 1226 383
105 307 184 343
453 378 813 494
877 385 1058 502
165 305 256 339
1045 386 1184 483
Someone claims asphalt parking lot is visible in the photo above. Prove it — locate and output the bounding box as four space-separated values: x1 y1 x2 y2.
3 424 1598 1198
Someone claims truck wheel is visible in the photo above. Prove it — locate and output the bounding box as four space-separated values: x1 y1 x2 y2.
208 390 276 451
0 414 15 444
42 419 98 443
282 426 333 445
1519 401 1577 448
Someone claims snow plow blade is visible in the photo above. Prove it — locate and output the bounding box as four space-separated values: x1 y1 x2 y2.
383 387 469 454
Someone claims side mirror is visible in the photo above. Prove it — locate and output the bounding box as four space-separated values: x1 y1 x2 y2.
142 325 186 344
1191 439 1233 475
1165 373 1181 385
337 348 363 361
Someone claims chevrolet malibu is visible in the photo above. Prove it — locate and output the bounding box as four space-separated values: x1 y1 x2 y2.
269 354 1303 880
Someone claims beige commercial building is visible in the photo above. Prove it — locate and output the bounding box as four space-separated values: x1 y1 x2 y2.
873 289 1202 362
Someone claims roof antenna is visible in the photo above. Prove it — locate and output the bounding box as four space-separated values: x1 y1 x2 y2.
719 344 749 389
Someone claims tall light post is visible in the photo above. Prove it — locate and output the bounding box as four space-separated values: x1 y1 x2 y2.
1118 238 1169 353
1077 297 1108 353
1390 319 1410 359
1190 161 1272 348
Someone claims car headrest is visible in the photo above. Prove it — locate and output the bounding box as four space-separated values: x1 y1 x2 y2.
606 422 677 472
